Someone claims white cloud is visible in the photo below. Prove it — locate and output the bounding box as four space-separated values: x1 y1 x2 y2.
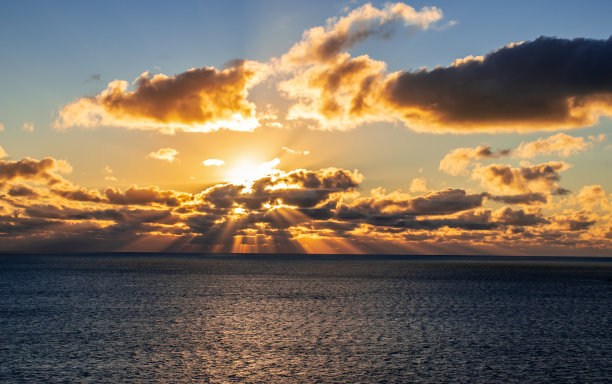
147 148 179 162
203 159 225 166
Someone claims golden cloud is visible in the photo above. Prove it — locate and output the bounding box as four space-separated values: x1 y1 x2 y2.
1 155 610 254
54 60 270 134
282 34 612 133
281 3 442 67
472 162 570 195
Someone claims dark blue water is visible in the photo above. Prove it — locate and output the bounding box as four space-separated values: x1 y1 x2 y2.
1 254 611 383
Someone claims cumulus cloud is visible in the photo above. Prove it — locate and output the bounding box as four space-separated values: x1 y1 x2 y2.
148 148 178 162
278 2 443 131
281 3 442 67
283 33 612 133
514 133 593 158
493 207 548 226
472 162 570 196
409 177 427 193
0 153 609 254
203 159 225 166
440 133 598 176
576 185 611 211
439 145 510 175
385 36 612 133
55 60 270 134
104 185 188 207
0 157 71 186
0 146 8 159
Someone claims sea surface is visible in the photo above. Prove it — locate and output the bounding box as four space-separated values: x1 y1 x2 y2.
1 254 611 383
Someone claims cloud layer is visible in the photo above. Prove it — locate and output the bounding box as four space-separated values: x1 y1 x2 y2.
1 154 610 254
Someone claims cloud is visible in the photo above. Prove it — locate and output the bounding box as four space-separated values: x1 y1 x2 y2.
282 147 310 155
409 177 427 193
493 207 548 226
0 123 4 131
341 188 485 218
1 154 610 254
104 185 188 207
281 3 442 66
440 133 598 176
278 2 443 131
551 211 597 231
472 162 570 195
21 122 34 132
439 145 510 175
55 60 270 134
203 159 225 166
386 36 612 132
203 167 363 210
0 157 71 186
147 148 178 162
0 146 7 159
576 185 611 211
514 133 592 158
8 184 40 198
102 165 117 181
486 192 548 205
283 35 612 132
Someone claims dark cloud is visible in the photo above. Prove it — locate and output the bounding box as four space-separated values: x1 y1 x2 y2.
487 193 548 205
0 157 68 185
473 162 570 195
203 168 363 210
8 184 39 198
494 207 548 226
386 36 612 132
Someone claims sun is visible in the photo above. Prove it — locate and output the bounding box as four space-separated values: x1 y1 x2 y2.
226 158 281 185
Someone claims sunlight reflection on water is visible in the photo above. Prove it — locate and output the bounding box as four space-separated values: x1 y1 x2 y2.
1 255 611 383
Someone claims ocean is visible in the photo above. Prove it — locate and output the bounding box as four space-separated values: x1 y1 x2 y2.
1 254 611 383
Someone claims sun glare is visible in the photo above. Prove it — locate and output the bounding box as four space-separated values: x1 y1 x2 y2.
227 158 281 185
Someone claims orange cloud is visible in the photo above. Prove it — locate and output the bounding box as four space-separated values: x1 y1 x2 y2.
1 155 610 254
0 157 71 186
472 162 570 196
439 145 510 176
409 177 427 193
278 2 443 131
0 146 7 159
55 60 270 134
283 34 612 133
514 133 593 158
440 133 598 176
281 3 442 67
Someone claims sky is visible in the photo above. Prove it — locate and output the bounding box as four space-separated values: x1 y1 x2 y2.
1 0 612 255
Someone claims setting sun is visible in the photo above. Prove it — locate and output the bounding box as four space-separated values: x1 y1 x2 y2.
226 158 281 185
